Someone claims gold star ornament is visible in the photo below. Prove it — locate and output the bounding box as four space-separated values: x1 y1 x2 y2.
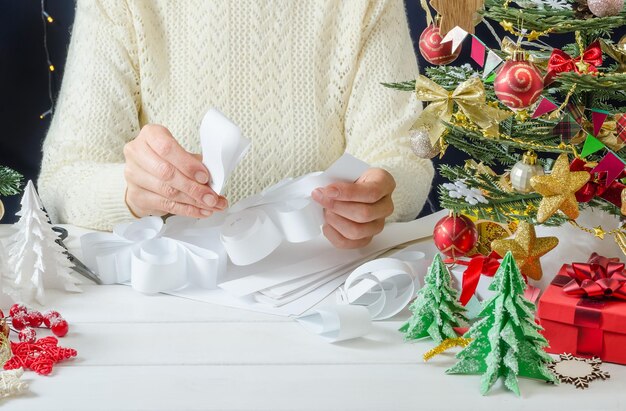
491 221 558 281
530 153 590 223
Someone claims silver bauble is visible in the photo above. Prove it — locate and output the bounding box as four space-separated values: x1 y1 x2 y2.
588 0 624 17
510 151 544 193
409 129 441 159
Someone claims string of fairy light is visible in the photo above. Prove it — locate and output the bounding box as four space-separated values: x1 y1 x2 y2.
40 0 55 120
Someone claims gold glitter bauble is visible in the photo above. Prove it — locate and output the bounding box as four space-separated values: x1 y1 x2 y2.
491 221 558 281
409 129 441 159
529 153 590 223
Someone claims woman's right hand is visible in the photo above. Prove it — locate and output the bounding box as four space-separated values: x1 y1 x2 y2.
123 124 227 218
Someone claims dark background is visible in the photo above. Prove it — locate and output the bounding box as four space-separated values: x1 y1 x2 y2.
0 1 623 222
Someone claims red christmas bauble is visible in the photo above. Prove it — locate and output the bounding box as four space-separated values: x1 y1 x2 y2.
494 57 544 109
433 214 478 259
418 24 462 66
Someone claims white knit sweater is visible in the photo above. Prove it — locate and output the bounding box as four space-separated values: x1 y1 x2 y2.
39 0 433 231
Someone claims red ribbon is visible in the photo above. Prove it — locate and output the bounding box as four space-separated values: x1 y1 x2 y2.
546 41 602 82
570 158 625 206
563 252 626 300
455 252 501 306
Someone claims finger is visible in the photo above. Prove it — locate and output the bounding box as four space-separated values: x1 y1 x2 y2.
322 224 372 249
126 140 225 209
324 209 384 241
316 169 395 204
142 124 210 184
127 184 213 218
312 191 393 223
124 163 220 211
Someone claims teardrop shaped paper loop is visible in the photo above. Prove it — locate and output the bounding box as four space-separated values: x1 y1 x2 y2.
220 209 283 266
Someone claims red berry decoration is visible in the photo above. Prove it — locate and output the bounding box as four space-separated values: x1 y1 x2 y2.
26 310 44 328
11 312 28 331
50 318 69 337
494 51 544 109
418 24 462 66
9 304 27 317
433 213 478 259
18 327 37 343
42 310 61 328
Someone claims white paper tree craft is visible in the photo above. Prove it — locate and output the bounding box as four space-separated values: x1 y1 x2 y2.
5 181 80 304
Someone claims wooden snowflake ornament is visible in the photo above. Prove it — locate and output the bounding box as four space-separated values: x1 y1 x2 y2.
548 353 610 389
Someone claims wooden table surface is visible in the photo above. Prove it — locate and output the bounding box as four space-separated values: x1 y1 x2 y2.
2 225 626 411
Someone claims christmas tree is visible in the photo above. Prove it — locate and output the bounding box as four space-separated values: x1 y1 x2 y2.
400 253 468 343
5 181 80 304
386 0 626 251
446 251 557 395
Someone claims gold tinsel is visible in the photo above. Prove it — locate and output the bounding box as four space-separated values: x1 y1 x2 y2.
423 337 472 362
530 153 590 223
491 221 558 281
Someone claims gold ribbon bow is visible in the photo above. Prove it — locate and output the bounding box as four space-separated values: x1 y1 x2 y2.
413 75 512 145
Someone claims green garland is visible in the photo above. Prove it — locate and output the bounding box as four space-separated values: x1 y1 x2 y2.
483 1 626 34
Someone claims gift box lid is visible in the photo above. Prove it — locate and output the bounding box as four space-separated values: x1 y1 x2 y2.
537 264 626 334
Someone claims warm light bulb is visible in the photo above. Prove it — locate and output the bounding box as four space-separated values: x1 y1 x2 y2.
49 64 55 72
43 11 54 23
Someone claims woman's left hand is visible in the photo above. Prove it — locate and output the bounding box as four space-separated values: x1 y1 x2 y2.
312 168 395 249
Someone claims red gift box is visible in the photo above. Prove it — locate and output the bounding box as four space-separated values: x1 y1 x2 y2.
538 258 626 365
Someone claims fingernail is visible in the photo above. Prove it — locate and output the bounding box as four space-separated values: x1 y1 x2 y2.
203 194 217 207
325 188 339 198
201 209 213 217
216 197 228 209
312 189 323 201
195 172 209 184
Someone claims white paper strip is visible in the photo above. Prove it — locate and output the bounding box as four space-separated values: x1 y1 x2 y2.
200 109 251 195
296 305 372 343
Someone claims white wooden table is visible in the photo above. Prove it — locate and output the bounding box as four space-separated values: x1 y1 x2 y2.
3 225 626 411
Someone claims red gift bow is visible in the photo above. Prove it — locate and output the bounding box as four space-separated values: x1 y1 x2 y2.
570 158 625 206
454 252 501 306
546 41 602 81
563 252 626 300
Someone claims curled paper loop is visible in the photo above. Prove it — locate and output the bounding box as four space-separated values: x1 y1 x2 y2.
221 209 283 266
200 109 251 195
339 253 425 321
296 305 372 343
81 216 225 294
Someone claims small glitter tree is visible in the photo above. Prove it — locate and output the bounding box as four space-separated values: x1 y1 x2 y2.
446 251 557 396
400 253 467 344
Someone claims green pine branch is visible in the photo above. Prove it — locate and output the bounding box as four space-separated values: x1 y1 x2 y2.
483 1 626 33
0 166 22 197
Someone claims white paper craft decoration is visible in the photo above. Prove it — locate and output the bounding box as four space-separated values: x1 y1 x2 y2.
5 181 81 304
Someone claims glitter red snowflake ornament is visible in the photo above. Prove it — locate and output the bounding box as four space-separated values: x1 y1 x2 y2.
4 336 77 376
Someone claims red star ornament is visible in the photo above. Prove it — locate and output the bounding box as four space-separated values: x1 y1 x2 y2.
4 336 77 376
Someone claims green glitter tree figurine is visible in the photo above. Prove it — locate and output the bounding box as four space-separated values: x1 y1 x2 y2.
400 253 467 344
446 251 557 396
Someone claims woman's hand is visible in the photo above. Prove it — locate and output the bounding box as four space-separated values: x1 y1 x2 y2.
123 124 227 218
312 168 395 249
